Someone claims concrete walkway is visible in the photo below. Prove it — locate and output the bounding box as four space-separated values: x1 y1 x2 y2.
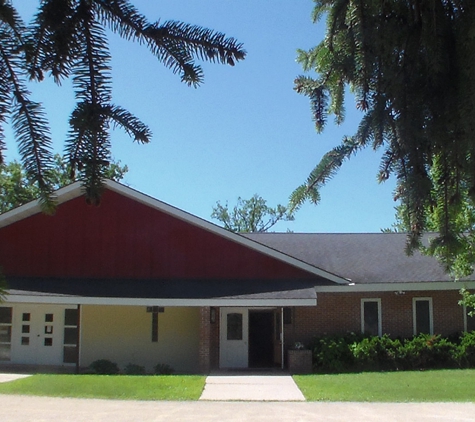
0 373 31 383
199 373 306 401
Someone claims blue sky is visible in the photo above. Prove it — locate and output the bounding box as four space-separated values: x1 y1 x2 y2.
12 0 398 233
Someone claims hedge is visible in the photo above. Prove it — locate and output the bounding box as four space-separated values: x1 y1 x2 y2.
308 331 475 373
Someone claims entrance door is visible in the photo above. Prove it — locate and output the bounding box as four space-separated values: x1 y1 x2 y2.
10 305 66 365
248 310 274 368
219 307 248 368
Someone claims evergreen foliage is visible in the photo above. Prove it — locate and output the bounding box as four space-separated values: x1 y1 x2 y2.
0 1 246 207
292 1 475 273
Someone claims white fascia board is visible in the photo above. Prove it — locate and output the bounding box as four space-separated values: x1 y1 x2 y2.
105 180 349 285
4 294 316 307
315 281 475 293
0 182 83 228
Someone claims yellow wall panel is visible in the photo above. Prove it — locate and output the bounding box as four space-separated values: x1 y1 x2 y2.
80 305 200 373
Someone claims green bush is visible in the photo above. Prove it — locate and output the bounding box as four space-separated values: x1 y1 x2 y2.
310 333 361 372
154 363 175 375
124 363 146 375
89 359 120 375
351 335 402 371
396 335 458 370
458 331 475 367
309 332 475 373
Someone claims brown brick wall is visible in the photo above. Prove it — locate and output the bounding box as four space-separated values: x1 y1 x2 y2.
198 307 221 372
198 307 211 373
284 290 466 347
203 291 467 370
210 307 220 370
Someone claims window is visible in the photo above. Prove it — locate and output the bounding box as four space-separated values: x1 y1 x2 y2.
413 298 433 335
361 299 382 336
63 308 79 364
227 313 243 340
464 307 475 332
0 307 12 361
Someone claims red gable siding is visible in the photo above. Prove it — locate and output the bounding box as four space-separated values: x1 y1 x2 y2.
0 189 316 280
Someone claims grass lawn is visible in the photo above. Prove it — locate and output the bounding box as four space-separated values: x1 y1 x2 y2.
294 369 475 402
0 374 206 401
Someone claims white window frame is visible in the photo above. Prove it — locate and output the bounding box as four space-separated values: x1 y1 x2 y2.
463 305 475 332
361 298 382 337
412 297 434 335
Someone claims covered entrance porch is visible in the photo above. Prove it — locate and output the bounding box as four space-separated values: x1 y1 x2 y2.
219 307 282 369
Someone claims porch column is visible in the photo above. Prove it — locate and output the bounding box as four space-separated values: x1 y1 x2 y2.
198 307 211 374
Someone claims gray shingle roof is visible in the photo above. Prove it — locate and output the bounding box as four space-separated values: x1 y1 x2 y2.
243 232 472 284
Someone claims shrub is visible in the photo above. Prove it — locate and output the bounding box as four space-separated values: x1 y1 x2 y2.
308 332 473 373
397 334 458 370
351 335 401 371
310 333 360 372
89 359 120 375
124 363 146 375
458 331 475 368
154 363 174 375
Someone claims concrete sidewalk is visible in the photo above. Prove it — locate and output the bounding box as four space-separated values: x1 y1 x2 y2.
199 373 305 401
0 373 31 383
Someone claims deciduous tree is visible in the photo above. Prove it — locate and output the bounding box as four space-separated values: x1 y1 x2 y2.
0 154 127 213
211 194 295 233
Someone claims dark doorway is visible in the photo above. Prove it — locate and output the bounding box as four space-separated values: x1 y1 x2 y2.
248 310 274 368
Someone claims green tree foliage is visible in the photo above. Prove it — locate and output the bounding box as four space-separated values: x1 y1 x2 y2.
0 1 245 208
211 194 295 233
0 154 127 213
291 1 475 272
460 288 475 316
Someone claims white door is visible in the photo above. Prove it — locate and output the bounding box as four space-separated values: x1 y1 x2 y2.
10 305 66 365
219 307 248 368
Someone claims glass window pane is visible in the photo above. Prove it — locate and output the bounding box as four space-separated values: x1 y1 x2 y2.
63 346 77 364
21 337 29 346
22 325 30 334
64 327 78 345
45 325 53 334
0 307 12 324
363 301 379 336
44 338 53 346
0 344 11 360
0 326 11 343
22 313 30 322
227 313 243 340
64 309 78 326
415 300 431 334
45 314 53 323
